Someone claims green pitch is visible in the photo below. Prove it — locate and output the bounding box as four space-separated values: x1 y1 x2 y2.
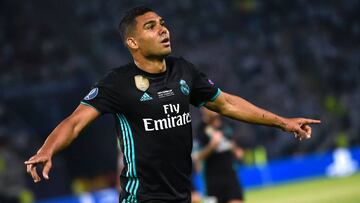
246 173 360 203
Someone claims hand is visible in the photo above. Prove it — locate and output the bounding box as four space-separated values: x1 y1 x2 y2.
24 152 52 183
233 146 244 160
281 118 321 141
210 130 223 147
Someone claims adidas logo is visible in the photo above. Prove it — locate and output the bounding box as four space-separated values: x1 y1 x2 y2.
140 92 153 101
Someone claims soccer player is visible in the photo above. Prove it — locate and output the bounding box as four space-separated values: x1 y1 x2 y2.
194 108 244 203
24 6 321 203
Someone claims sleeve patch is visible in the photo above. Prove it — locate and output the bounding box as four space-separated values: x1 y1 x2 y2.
84 88 99 100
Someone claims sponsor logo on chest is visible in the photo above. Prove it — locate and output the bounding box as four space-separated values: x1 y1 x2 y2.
143 103 191 132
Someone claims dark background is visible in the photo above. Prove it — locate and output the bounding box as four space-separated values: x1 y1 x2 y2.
0 0 359 200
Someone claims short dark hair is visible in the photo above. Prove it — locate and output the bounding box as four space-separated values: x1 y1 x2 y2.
118 6 153 44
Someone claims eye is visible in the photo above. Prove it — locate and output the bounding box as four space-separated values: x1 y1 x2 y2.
145 24 155 30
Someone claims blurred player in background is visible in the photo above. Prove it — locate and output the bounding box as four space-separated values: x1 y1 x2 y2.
25 6 320 203
0 133 29 203
194 108 244 203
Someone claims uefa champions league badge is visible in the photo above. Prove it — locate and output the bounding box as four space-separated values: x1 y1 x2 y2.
84 88 99 100
179 79 190 95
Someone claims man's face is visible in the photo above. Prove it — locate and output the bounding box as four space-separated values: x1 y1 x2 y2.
129 12 171 57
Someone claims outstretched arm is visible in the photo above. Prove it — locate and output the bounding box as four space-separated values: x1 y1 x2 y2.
205 91 321 140
24 104 100 182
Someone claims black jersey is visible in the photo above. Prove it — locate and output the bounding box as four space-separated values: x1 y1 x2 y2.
81 57 220 203
196 123 244 202
196 122 236 176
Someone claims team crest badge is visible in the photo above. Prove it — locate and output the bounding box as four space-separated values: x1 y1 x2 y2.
179 79 190 95
134 75 150 92
84 88 98 100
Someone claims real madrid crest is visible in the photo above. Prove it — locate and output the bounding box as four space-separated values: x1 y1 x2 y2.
179 79 190 95
134 75 150 92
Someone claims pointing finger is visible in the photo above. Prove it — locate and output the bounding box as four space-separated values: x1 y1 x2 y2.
25 158 41 165
302 119 321 125
25 155 48 165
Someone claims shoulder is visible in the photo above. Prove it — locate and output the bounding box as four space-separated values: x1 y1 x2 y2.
166 56 197 73
111 63 134 76
96 63 133 86
167 56 193 66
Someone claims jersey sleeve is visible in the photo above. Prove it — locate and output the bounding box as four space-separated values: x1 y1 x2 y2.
80 71 120 114
187 61 221 107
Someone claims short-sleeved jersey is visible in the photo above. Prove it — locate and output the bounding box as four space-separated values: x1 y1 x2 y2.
81 56 220 203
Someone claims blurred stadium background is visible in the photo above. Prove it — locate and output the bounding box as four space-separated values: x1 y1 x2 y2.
0 0 359 202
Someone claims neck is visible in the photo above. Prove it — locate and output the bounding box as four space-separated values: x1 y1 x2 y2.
133 55 166 74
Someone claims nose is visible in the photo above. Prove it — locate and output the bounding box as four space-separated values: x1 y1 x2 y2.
159 26 168 36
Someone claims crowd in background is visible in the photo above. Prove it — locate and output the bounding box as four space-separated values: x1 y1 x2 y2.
0 0 359 200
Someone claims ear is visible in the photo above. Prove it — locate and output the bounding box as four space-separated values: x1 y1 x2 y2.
126 37 138 50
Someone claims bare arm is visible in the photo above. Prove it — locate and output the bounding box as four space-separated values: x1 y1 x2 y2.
24 104 100 182
205 91 321 139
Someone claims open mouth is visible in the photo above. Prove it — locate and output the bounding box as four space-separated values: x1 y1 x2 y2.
161 37 170 46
